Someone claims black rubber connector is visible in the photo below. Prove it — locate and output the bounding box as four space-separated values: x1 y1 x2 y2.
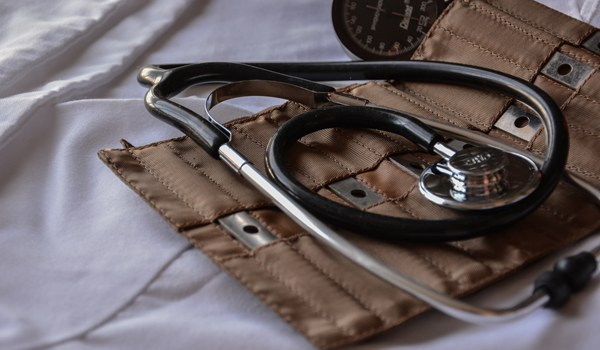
534 271 572 309
534 252 597 309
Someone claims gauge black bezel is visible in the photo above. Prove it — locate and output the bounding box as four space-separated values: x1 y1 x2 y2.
331 0 449 61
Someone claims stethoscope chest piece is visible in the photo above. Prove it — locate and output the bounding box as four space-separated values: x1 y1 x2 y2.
419 146 540 210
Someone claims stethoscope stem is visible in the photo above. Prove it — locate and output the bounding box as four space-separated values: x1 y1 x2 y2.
433 142 456 160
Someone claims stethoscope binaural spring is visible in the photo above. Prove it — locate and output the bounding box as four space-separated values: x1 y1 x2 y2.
138 60 599 324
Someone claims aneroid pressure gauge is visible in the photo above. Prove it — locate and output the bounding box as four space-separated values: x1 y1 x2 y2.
332 0 451 60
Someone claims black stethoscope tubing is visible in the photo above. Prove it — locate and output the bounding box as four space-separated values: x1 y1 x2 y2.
138 61 568 242
261 61 569 241
140 61 568 242
266 106 537 241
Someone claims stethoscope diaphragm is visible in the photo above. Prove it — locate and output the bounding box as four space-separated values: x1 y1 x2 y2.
419 146 540 210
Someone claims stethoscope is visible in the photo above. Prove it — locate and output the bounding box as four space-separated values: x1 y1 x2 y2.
138 60 600 324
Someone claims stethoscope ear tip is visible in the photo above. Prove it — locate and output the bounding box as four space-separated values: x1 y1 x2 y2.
138 65 168 87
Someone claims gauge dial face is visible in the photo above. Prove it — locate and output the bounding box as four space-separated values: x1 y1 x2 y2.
332 0 445 60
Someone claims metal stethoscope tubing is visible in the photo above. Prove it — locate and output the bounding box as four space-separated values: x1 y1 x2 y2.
139 61 600 324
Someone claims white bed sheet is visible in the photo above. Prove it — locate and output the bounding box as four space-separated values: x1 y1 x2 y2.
1 1 600 349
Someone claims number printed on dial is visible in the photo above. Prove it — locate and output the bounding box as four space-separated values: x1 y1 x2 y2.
332 0 446 60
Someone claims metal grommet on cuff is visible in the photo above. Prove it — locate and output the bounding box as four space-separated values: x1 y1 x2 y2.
494 104 543 142
541 52 594 89
582 31 600 56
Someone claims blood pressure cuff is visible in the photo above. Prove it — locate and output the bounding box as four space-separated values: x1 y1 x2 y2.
99 0 600 348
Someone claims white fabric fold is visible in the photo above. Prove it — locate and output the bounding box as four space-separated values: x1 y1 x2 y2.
565 0 600 22
0 0 195 151
0 98 188 350
581 0 600 22
50 248 315 350
0 0 123 91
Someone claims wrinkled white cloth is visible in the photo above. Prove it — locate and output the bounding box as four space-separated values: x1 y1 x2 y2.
0 1 599 350
567 0 600 22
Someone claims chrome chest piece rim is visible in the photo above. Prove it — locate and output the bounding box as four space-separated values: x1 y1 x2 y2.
419 147 540 210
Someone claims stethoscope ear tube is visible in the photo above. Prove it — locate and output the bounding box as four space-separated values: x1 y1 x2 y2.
268 106 445 154
138 62 336 95
140 62 337 158
144 88 230 159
